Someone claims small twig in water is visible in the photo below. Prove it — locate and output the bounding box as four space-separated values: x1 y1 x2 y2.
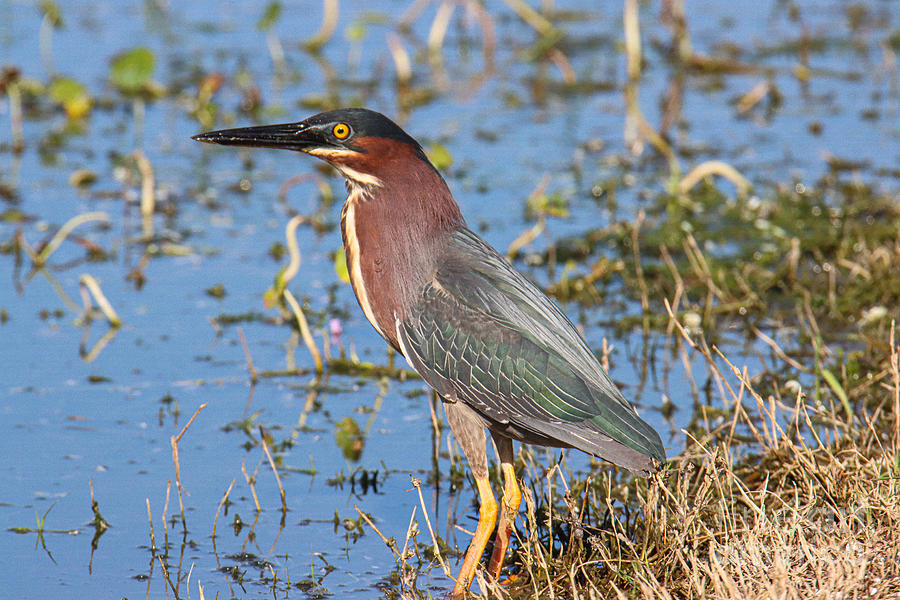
259 426 287 515
242 456 262 512
146 498 157 553
284 289 323 374
237 327 258 383
78 274 121 327
355 504 400 557
171 403 208 529
34 212 110 267
411 475 451 577
162 479 171 553
211 478 236 543
132 149 155 218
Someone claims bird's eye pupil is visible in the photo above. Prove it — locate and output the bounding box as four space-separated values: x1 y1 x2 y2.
333 123 350 139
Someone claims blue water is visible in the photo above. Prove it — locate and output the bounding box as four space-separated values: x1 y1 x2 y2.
1 0 897 597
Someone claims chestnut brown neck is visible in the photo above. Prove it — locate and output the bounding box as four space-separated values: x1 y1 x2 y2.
338 139 464 349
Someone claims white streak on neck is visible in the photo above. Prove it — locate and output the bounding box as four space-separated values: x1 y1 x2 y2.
342 191 385 340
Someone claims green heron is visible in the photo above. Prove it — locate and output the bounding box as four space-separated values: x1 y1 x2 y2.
194 108 664 597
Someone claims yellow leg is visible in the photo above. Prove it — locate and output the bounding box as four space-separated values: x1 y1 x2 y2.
451 476 498 598
488 461 521 579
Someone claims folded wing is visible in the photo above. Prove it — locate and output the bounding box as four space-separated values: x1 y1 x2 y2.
397 228 664 475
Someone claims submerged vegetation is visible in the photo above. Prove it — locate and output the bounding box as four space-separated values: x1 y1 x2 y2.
1 0 899 598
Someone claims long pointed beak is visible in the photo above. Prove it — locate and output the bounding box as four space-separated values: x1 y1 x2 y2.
192 122 321 151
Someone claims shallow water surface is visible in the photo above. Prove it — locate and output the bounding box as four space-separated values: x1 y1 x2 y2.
1 0 897 597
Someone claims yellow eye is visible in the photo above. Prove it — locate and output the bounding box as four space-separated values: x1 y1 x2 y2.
333 123 351 140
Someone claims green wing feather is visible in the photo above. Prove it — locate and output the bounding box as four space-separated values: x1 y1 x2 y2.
397 228 665 474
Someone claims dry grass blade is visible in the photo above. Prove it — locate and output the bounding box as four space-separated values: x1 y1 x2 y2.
547 48 576 84
736 80 771 113
33 211 110 267
507 174 551 259
751 326 806 372
387 33 412 86
355 504 401 556
283 289 323 374
624 0 641 81
622 0 679 180
6 72 25 152
156 554 177 598
266 215 324 374
678 160 751 196
277 215 306 290
171 403 208 528
132 149 155 218
631 210 650 319
241 456 262 512
500 0 555 36
174 402 208 445
507 218 546 260
302 0 339 51
211 477 236 543
277 172 332 203
259 426 287 515
78 274 121 328
237 327 258 383
88 479 108 531
161 479 171 552
427 0 454 64
885 320 899 431
463 0 496 69
411 475 451 578
145 498 157 555
79 322 119 363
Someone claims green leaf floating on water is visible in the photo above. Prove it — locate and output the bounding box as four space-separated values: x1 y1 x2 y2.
334 417 363 461
49 77 91 118
110 47 155 94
